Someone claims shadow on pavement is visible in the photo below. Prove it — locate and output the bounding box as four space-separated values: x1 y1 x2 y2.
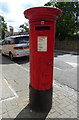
14 56 29 64
54 51 68 57
0 55 29 65
15 104 50 120
54 50 78 57
0 55 13 64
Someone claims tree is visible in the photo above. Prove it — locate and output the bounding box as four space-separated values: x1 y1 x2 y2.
19 22 29 33
0 16 7 39
44 2 79 40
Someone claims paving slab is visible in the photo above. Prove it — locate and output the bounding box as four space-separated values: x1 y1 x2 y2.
1 78 15 102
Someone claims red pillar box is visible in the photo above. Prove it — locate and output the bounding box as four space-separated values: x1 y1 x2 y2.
24 7 62 112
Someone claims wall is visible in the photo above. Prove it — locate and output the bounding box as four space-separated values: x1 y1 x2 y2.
55 38 79 51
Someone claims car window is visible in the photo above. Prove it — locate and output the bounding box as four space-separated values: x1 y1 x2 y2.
2 41 6 45
5 40 10 44
5 37 12 41
10 39 15 44
4 37 14 44
15 36 29 44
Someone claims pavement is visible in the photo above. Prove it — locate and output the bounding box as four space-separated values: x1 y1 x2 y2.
0 53 78 119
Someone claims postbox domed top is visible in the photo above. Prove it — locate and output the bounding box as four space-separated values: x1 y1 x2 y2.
24 7 62 21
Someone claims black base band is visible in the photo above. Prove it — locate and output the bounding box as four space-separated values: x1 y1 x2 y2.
29 85 53 112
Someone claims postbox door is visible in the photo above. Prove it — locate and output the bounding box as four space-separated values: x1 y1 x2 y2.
30 23 55 90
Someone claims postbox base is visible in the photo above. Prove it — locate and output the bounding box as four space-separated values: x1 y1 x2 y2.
29 85 53 112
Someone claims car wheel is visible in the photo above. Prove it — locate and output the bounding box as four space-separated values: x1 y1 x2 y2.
9 52 14 61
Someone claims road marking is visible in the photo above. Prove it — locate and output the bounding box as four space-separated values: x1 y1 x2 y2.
54 67 63 71
66 62 78 67
0 78 18 102
54 81 77 96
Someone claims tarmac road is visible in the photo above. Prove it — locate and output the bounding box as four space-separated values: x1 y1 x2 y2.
0 51 79 91
54 51 78 91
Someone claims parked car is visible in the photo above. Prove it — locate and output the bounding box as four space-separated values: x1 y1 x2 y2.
2 35 29 60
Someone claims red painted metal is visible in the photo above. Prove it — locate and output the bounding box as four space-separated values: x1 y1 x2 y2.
24 7 62 90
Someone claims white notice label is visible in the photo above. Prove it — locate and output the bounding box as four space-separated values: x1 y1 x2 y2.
37 36 47 51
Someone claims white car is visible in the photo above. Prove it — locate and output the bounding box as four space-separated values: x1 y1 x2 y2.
2 35 30 60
